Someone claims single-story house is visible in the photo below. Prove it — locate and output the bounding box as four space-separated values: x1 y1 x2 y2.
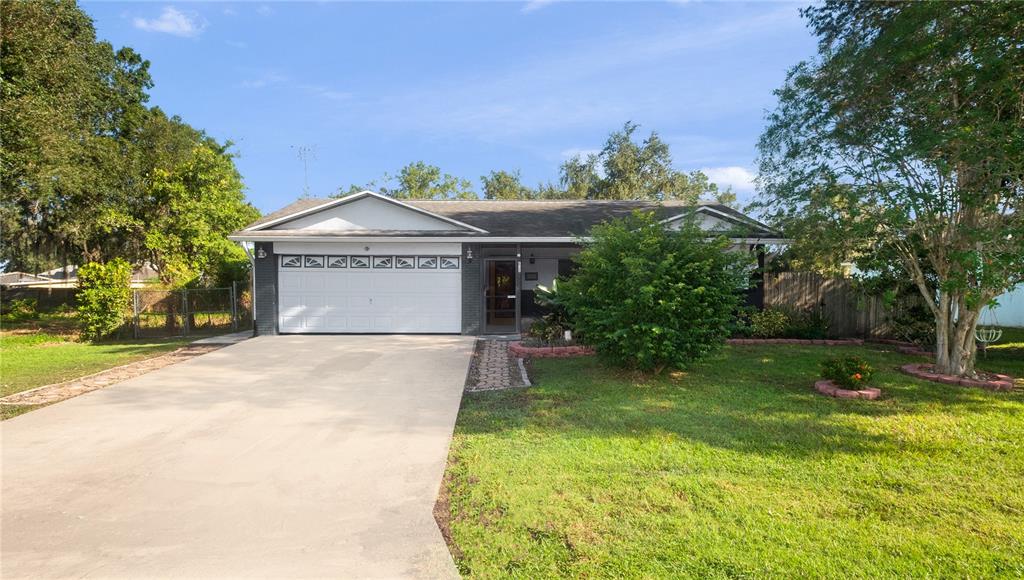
228 190 786 336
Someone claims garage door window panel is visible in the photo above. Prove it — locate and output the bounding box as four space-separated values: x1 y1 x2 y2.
281 255 302 268
327 256 348 268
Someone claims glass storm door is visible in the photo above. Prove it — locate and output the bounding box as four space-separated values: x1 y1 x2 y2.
485 259 517 333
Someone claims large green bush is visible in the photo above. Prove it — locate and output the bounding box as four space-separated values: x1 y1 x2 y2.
560 211 750 372
77 259 132 340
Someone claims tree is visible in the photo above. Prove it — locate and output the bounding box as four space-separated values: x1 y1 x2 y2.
755 1 1024 377
559 211 749 373
559 122 722 202
143 145 260 286
481 170 536 200
344 162 476 200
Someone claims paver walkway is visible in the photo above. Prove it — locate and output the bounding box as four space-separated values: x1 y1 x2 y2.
465 340 530 392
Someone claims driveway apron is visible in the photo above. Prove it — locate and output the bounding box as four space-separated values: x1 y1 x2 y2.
2 335 475 579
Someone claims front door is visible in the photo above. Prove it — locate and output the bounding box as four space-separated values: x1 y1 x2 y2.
484 259 517 333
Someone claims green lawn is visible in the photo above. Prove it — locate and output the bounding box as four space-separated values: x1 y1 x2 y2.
1 332 190 398
444 343 1024 578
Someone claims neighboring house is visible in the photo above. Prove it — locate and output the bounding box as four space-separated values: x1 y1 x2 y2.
0 272 51 286
0 263 159 289
228 190 786 336
988 285 1024 328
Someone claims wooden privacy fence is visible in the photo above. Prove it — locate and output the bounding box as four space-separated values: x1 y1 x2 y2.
763 272 918 338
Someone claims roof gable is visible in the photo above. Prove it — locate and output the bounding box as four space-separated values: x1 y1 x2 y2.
247 191 486 233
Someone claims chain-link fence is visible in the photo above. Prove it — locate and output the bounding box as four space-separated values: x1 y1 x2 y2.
133 281 251 338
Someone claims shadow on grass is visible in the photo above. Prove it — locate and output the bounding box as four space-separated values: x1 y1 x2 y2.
457 345 1024 459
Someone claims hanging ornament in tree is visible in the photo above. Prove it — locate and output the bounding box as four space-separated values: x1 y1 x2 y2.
975 306 1003 357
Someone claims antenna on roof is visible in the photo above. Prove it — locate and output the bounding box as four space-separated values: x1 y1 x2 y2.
291 145 317 196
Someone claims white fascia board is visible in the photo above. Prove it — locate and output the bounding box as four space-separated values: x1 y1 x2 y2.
229 235 581 243
662 206 776 234
246 190 489 233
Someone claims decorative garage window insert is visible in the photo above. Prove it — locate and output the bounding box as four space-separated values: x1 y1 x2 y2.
282 254 460 270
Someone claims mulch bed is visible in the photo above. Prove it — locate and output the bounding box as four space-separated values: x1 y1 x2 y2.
900 363 1016 392
727 338 864 346
508 341 595 358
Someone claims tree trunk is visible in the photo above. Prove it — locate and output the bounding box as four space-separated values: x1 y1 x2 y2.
933 294 980 377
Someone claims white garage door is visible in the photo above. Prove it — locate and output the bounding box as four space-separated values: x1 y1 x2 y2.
277 253 462 333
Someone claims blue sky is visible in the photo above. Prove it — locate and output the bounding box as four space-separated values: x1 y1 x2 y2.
82 1 818 214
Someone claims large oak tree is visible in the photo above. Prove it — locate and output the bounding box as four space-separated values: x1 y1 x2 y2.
756 1 1023 377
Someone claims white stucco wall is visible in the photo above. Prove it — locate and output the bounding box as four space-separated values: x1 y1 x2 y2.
988 284 1024 328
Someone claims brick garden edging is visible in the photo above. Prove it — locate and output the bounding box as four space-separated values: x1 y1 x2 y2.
727 338 864 346
900 363 1015 392
814 379 882 400
508 341 595 358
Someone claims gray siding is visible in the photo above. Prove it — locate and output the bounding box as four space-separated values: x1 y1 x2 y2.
461 244 482 335
253 242 277 335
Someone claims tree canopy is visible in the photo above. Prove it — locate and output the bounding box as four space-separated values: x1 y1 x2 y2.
1 0 258 286
755 1 1024 376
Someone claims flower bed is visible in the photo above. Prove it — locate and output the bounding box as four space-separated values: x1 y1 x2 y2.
727 338 864 346
508 341 595 359
900 363 1015 392
814 379 882 400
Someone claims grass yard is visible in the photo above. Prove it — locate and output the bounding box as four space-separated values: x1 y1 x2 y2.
444 343 1024 578
1 332 190 399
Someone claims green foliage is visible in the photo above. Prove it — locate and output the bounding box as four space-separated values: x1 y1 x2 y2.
144 145 259 287
756 1 1024 376
560 211 749 371
558 122 724 202
1 299 40 323
77 259 132 340
525 280 575 346
750 309 790 338
820 355 874 389
481 170 536 200
748 306 830 339
344 161 476 200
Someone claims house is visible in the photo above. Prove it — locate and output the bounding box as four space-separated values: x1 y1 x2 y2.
0 264 159 289
228 190 785 335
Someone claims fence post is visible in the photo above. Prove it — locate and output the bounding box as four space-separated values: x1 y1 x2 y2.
230 282 238 331
182 288 190 337
133 290 140 339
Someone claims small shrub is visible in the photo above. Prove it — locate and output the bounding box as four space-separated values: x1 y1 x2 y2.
78 259 132 340
786 307 830 339
560 211 750 372
821 356 874 390
888 302 935 346
1 298 40 322
524 317 569 346
751 308 790 337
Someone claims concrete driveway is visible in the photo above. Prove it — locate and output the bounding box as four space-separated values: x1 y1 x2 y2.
2 335 475 579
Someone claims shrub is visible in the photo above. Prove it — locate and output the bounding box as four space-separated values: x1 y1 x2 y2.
821 356 874 389
77 259 132 340
560 211 750 372
750 308 790 337
1 298 40 322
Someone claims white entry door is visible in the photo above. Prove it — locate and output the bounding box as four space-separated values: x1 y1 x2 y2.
277 253 462 333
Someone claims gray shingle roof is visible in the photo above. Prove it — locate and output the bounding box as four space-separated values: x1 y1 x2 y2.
241 197 780 238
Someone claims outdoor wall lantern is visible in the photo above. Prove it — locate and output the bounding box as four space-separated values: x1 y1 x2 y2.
529 253 535 264
465 247 474 262
256 246 267 259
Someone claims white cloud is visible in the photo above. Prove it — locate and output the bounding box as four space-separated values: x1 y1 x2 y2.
522 0 556 14
701 166 756 193
300 84 353 102
256 4 274 16
226 40 248 49
239 71 288 89
132 7 205 37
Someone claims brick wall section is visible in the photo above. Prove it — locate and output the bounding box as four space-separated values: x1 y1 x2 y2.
461 244 482 335
253 242 277 335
